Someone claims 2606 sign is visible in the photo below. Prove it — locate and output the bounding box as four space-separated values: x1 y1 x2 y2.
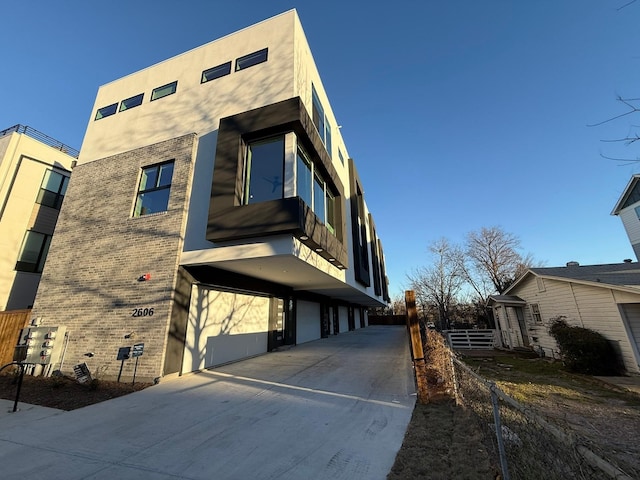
131 307 154 317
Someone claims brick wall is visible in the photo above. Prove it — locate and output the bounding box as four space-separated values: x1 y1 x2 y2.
32 134 196 381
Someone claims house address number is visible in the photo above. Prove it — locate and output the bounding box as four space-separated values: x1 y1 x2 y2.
132 308 154 317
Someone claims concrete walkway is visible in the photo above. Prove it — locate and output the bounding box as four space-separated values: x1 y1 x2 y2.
0 326 416 480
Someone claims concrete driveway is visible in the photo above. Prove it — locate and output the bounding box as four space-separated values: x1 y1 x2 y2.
0 326 416 480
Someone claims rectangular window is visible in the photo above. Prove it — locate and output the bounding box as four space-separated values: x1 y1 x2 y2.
296 149 313 207
635 205 640 220
133 161 174 216
313 173 326 224
243 136 284 204
338 149 345 166
311 84 332 157
36 170 69 210
235 48 268 71
326 191 335 234
151 81 177 101
95 103 117 120
16 231 52 273
202 62 232 83
119 93 144 112
530 304 542 324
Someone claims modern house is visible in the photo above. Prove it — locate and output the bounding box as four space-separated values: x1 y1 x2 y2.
0 125 77 311
30 10 389 381
612 174 640 261
488 262 640 374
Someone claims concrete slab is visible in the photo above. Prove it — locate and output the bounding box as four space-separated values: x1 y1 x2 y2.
0 326 415 480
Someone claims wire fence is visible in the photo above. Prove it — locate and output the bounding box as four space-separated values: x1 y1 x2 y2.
451 356 637 480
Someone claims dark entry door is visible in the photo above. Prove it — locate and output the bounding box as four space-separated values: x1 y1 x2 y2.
268 297 285 351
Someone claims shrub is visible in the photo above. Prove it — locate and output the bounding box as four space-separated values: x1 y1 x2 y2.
548 317 622 376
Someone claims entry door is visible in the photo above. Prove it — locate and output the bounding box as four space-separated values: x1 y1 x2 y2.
268 297 285 351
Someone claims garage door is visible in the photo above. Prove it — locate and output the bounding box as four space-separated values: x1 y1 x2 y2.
620 304 640 371
182 286 269 373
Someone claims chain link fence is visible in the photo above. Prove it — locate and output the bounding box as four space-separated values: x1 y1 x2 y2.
451 356 637 480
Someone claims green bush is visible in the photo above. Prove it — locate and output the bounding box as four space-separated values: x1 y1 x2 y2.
548 317 622 376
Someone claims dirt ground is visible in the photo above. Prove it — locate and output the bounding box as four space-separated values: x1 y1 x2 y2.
0 370 152 410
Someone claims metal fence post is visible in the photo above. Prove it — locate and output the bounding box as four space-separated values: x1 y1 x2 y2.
490 383 510 480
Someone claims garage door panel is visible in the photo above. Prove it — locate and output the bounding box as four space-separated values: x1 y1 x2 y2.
183 286 269 373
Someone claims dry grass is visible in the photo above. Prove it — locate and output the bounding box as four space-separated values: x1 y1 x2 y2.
388 330 499 479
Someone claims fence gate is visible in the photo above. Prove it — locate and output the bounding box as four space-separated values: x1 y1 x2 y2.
0 309 31 367
446 329 497 349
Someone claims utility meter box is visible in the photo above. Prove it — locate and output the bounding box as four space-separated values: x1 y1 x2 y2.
14 325 67 365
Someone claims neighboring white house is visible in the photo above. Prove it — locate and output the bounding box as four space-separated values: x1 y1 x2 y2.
612 174 640 261
488 262 640 374
0 125 77 310
30 10 390 381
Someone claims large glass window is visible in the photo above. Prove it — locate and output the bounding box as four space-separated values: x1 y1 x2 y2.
314 173 325 223
296 149 313 207
311 84 332 157
243 136 284 204
133 161 174 217
16 231 52 273
36 170 69 210
297 147 335 230
236 48 268 71
151 81 177 101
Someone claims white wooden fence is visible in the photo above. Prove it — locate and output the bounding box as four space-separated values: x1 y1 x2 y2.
446 329 497 350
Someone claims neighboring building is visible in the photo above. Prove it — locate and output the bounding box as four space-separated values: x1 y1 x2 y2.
0 125 77 311
488 262 640 373
612 174 640 261
31 10 390 381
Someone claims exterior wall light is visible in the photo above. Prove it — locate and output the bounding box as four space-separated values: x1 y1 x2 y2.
138 273 151 281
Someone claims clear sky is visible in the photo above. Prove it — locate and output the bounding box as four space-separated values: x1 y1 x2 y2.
2 1 639 300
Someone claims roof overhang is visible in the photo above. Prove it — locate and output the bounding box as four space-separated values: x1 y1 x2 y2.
180 235 386 307
611 174 640 216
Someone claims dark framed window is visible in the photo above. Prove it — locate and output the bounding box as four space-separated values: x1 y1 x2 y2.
119 93 144 112
235 48 268 71
338 149 345 165
133 161 175 217
311 85 332 157
297 147 335 230
16 231 52 273
95 103 117 120
151 81 177 101
202 61 232 83
36 170 69 210
243 136 284 204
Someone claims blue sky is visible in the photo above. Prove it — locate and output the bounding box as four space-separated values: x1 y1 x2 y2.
2 1 639 299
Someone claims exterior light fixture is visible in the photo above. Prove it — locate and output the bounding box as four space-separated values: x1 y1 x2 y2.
315 248 323 252
329 258 335 262
300 235 309 240
138 273 151 281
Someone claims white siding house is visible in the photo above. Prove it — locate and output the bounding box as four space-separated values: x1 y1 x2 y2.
489 262 640 374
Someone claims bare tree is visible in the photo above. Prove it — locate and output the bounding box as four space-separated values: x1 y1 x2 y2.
465 226 535 294
407 238 465 330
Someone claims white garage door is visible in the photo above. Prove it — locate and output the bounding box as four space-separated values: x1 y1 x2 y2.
182 286 269 373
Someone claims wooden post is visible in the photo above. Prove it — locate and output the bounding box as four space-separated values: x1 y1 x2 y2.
405 290 429 403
